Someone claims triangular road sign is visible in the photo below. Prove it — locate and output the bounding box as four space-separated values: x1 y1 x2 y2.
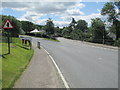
2 19 14 29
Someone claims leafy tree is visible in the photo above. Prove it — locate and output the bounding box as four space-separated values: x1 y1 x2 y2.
54 26 62 36
62 27 71 38
76 19 88 32
2 15 25 37
69 18 77 31
91 18 107 43
70 29 83 40
101 2 120 40
45 18 55 38
21 21 35 33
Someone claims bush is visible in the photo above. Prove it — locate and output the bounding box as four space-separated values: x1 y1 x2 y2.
64 36 72 39
51 37 57 40
115 38 120 47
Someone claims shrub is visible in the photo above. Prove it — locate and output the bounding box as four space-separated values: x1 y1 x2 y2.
115 38 120 47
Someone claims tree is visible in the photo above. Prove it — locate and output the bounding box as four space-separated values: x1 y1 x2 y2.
70 29 83 40
62 27 71 38
76 19 88 32
91 18 106 44
101 2 120 40
54 26 62 36
45 18 55 38
2 15 25 37
21 21 35 33
69 18 77 31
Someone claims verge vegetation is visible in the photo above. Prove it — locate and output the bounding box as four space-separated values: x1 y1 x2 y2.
1 38 34 88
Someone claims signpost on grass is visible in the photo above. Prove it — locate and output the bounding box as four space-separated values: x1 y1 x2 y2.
2 19 14 54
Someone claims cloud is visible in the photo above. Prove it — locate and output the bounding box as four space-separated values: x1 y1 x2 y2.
2 2 28 8
3 2 85 27
2 0 110 2
66 9 84 16
2 2 82 14
61 13 102 26
97 9 101 13
2 2 105 27
17 11 44 21
54 21 70 27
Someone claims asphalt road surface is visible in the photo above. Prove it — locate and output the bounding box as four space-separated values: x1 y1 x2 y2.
32 37 118 88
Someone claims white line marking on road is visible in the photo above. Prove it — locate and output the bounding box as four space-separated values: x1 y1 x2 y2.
41 46 70 88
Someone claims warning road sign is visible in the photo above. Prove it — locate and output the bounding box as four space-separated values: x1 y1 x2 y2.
2 19 14 29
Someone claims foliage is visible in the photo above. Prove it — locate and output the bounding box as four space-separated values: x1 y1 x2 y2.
75 20 88 32
21 21 35 33
62 27 71 38
115 38 120 47
1 15 43 37
54 26 62 36
91 18 106 43
70 29 82 40
2 38 34 88
101 2 116 22
2 15 24 37
101 2 120 40
45 18 55 38
44 38 60 42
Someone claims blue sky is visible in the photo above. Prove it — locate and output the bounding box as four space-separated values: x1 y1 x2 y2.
1 2 107 27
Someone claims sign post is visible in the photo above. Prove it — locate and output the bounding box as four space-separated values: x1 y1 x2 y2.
2 19 14 54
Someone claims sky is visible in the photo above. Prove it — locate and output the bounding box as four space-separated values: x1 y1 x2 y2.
1 1 110 28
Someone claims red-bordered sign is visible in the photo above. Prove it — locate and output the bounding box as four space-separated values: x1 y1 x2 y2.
2 19 14 29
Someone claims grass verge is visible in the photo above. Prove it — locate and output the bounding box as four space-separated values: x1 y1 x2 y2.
1 38 34 88
44 38 60 42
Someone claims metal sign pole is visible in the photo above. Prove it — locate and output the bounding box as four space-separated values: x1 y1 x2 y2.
8 30 10 54
2 19 14 54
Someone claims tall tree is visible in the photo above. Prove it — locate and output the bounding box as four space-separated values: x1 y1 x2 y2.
69 18 77 31
91 18 106 44
45 18 54 38
101 2 120 40
76 19 88 32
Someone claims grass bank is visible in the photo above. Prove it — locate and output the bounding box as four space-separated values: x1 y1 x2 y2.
44 38 60 42
1 38 34 88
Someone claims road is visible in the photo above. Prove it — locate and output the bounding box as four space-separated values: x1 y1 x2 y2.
32 37 118 88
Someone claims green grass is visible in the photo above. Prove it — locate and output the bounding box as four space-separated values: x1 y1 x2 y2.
1 38 34 88
44 38 60 42
0 59 1 90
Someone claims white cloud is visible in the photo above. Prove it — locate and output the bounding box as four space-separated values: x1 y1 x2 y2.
54 21 70 27
2 2 83 14
18 11 44 22
97 9 101 13
7 2 86 27
61 13 102 27
12 8 27 11
34 19 47 25
3 2 106 28
66 9 84 16
74 2 85 9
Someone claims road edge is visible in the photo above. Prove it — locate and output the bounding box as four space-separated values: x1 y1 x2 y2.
57 37 118 50
41 46 70 88
83 41 118 50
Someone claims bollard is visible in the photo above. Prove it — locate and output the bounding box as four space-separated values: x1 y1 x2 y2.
37 42 40 49
28 40 32 49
